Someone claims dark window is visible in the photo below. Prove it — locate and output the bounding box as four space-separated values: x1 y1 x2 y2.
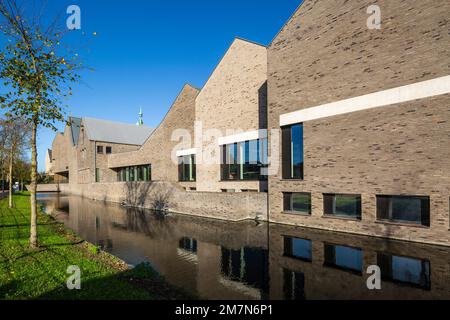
282 124 304 180
179 238 198 254
324 244 363 273
97 146 103 154
377 195 430 226
377 253 431 289
178 154 196 182
283 193 311 214
106 146 112 154
283 269 305 300
221 247 269 292
323 194 361 219
221 139 268 181
283 236 312 262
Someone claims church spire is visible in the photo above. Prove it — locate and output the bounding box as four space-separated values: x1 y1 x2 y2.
136 107 144 126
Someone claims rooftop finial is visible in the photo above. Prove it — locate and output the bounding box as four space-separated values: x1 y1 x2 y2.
136 107 144 126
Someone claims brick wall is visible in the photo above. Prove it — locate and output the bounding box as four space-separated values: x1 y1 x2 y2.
108 84 199 186
59 181 267 222
267 0 450 246
195 38 268 192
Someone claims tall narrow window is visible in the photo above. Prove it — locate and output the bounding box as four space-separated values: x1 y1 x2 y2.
282 124 304 179
178 155 196 182
323 194 361 219
377 195 430 226
95 168 101 183
283 269 306 300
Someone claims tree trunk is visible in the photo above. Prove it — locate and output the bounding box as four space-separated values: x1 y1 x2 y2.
1 162 4 195
30 120 38 248
8 148 13 208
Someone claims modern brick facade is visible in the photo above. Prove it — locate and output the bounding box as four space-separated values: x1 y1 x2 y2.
108 84 199 190
195 38 268 193
47 0 450 246
267 0 450 246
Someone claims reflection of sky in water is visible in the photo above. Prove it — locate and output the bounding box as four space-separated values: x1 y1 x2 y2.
335 246 362 271
292 238 312 260
35 194 449 300
392 256 423 284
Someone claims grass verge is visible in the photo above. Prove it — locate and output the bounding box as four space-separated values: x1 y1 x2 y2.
0 192 192 300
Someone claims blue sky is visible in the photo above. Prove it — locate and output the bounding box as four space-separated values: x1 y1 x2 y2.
3 0 302 171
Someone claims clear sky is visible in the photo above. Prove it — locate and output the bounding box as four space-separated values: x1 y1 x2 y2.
4 0 303 171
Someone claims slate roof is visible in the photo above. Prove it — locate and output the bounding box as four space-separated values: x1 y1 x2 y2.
82 117 153 146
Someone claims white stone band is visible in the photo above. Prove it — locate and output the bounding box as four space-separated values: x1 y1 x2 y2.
176 148 197 157
280 75 450 126
218 129 268 146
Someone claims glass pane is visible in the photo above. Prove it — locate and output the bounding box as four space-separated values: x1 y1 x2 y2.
291 193 311 214
325 194 361 218
334 246 362 272
291 238 312 261
291 124 304 179
391 197 422 223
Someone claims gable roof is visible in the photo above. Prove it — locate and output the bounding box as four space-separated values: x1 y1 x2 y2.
82 117 154 145
198 37 267 96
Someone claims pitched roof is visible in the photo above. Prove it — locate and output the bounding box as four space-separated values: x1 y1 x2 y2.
82 117 154 145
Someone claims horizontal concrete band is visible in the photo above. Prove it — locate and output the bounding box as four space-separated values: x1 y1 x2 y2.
176 148 197 157
280 75 450 126
218 129 268 146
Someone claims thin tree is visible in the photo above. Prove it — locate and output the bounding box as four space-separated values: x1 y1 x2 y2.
0 119 7 195
0 0 80 248
14 157 31 191
3 116 30 208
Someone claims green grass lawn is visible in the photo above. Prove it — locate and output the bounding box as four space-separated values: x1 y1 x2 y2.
0 192 190 300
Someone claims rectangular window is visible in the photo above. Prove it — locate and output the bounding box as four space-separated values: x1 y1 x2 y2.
95 168 101 183
323 194 361 219
106 146 112 154
97 146 103 154
324 243 363 273
283 193 311 215
116 165 151 182
179 237 198 254
221 139 268 181
283 236 312 262
178 154 196 182
377 253 431 289
282 124 304 180
283 269 305 300
377 195 430 226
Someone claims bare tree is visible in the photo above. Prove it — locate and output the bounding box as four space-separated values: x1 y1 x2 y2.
2 116 30 207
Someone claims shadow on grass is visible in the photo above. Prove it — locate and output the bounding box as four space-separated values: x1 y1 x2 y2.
0 222 58 229
36 263 196 301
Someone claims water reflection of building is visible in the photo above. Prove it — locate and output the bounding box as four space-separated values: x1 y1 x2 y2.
270 224 450 300
40 195 450 300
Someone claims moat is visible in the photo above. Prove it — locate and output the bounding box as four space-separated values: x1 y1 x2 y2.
37 193 450 300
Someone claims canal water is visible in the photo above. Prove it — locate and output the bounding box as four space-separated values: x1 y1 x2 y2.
37 193 450 300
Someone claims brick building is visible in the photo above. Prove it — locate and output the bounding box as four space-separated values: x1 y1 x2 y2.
267 0 450 246
48 0 450 246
